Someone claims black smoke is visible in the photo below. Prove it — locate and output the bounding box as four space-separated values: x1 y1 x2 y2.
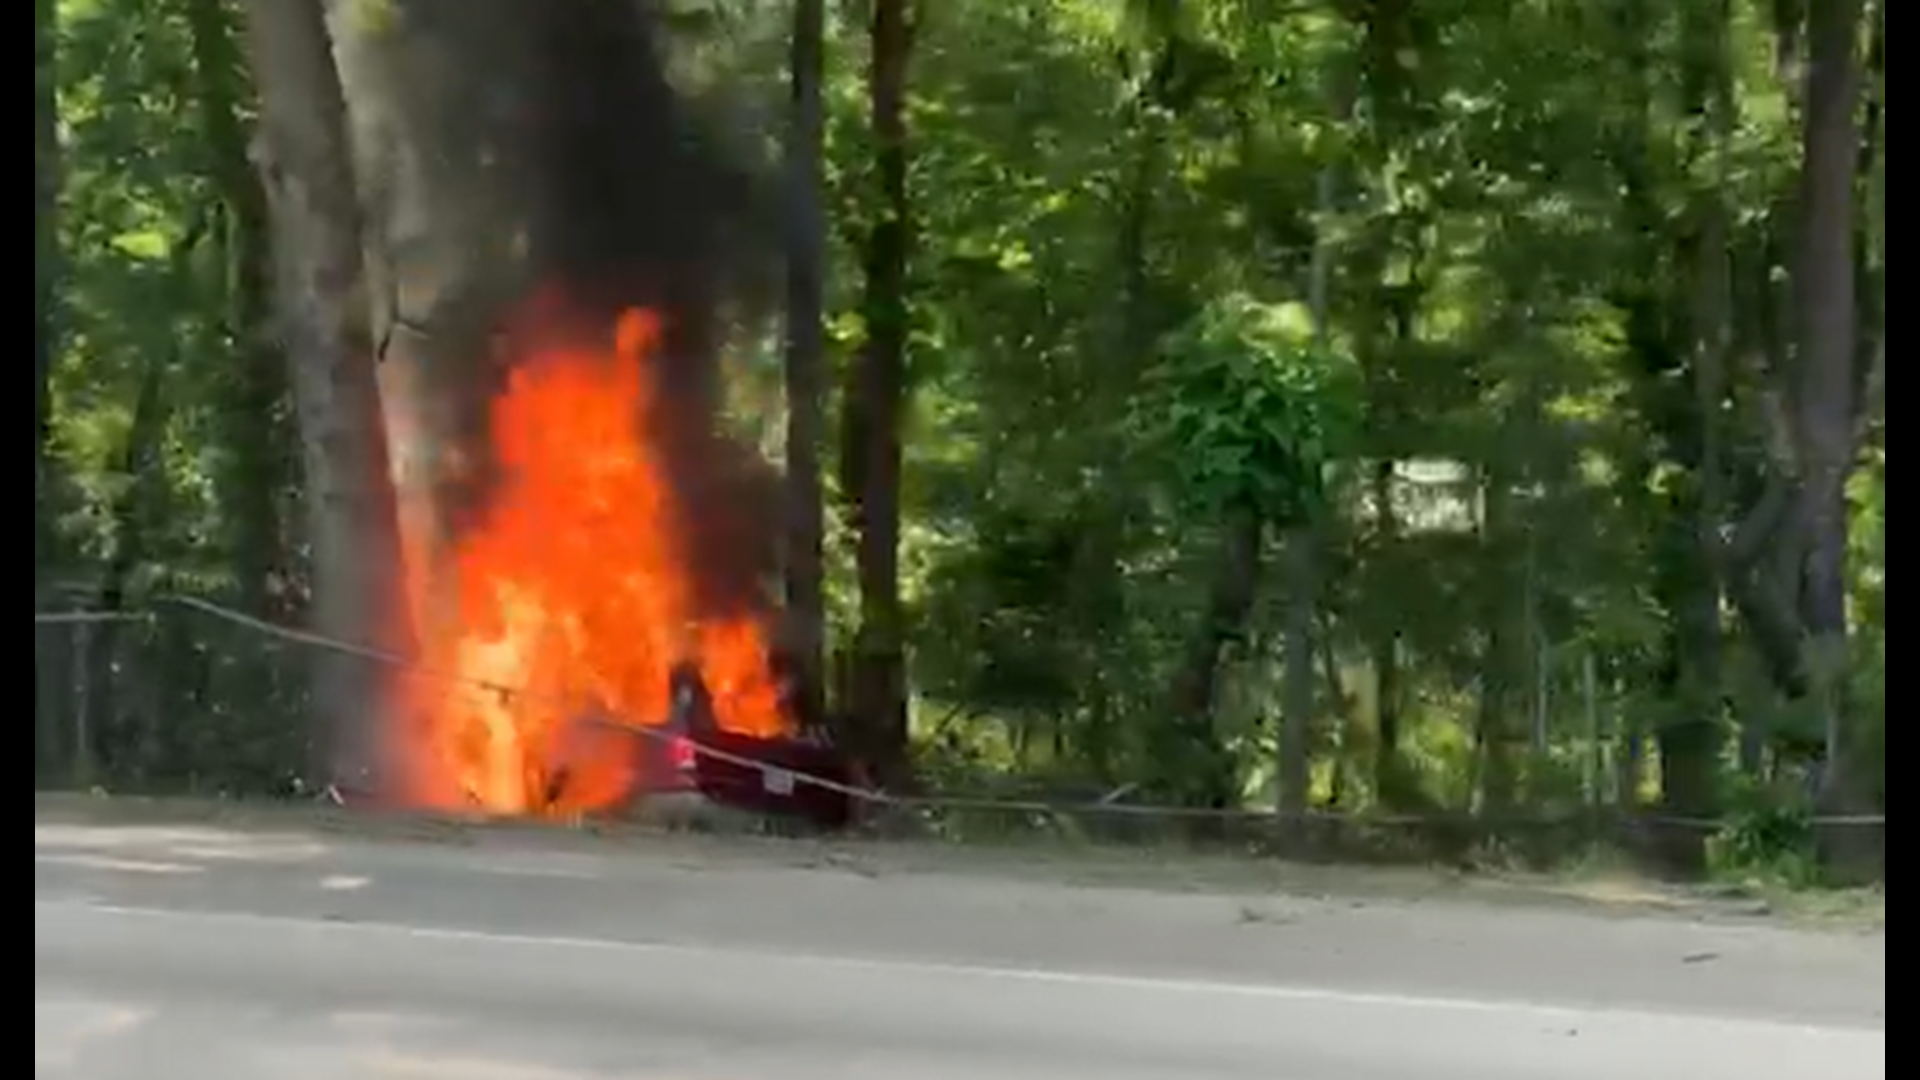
455 0 784 621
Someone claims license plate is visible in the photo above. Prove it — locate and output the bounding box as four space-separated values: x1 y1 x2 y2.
761 767 796 796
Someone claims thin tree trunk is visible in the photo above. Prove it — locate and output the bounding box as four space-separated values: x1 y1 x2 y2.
241 0 414 791
188 0 291 619
782 0 828 726
1475 470 1522 813
1167 507 1263 809
35 0 60 586
1658 0 1737 827
1278 526 1314 817
86 336 176 780
845 0 913 785
1791 0 1871 875
35 0 63 779
1279 152 1341 821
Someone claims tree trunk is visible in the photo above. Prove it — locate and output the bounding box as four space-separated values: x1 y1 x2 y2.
1277 525 1314 818
35 0 59 587
86 335 176 780
782 0 828 726
1791 0 1872 875
844 0 913 785
1278 155 1340 822
1166 507 1263 809
1611 1 1724 837
1368 459 1407 803
1656 0 1738 831
188 0 292 619
34 0 61 779
326 1 770 645
241 0 414 791
1475 472 1521 813
320 0 538 632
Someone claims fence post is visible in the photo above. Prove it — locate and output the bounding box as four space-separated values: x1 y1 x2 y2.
70 619 94 789
1582 651 1600 807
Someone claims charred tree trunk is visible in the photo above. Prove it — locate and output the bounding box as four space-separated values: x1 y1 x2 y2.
241 0 414 790
782 0 829 726
843 0 914 786
327 1 774 647
321 0 540 629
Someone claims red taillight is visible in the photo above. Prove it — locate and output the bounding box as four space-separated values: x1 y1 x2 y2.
668 736 698 772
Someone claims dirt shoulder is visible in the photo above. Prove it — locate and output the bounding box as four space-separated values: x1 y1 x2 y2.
32 790 1884 931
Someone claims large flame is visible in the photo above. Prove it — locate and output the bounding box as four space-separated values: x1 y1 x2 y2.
392 308 789 816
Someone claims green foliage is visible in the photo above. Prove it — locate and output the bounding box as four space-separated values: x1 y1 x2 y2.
1708 781 1819 887
35 0 1885 881
1144 294 1360 526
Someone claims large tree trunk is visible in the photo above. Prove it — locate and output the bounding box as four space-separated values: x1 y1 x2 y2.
241 0 414 791
781 0 829 726
320 1 538 632
843 0 913 785
326 2 770 644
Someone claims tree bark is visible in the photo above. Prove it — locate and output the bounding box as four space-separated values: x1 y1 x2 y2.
35 0 60 588
1278 155 1341 822
320 0 536 631
1278 524 1314 818
188 0 293 619
240 0 414 791
1790 0 1872 875
1656 0 1737 826
1166 507 1263 809
782 0 829 726
1475 473 1520 813
1612 0 1724 833
844 0 914 785
86 324 179 779
1368 460 1405 801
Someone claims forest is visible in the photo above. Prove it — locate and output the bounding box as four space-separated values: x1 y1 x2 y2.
33 0 1884 884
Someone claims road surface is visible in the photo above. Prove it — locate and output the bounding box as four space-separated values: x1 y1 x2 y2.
36 815 1884 1079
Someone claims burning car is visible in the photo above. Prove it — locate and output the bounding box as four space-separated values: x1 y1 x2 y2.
620 662 860 830
532 659 860 832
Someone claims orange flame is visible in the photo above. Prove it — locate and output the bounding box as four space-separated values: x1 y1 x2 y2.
392 307 789 816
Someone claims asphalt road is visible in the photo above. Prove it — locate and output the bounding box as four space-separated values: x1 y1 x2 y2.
35 817 1885 1079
